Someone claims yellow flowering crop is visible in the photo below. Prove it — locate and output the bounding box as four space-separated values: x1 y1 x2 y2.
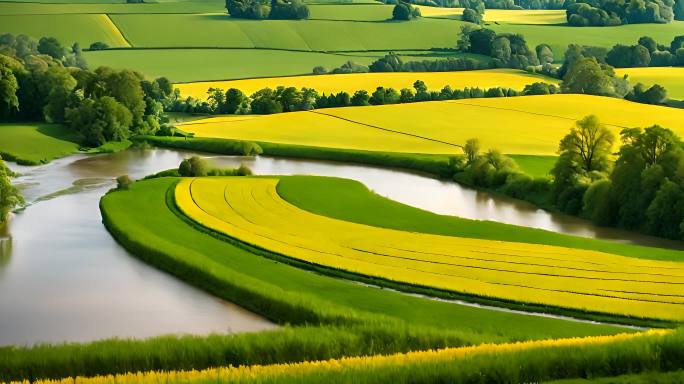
15 330 670 384
179 94 684 156
175 177 684 321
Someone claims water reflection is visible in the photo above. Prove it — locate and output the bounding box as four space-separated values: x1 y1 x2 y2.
2 148 681 346
0 221 10 272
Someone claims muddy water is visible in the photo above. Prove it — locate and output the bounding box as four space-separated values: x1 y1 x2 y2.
2 148 679 346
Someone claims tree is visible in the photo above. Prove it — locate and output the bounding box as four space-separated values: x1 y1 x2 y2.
351 90 370 106
463 138 481 164
42 66 77 123
392 2 412 20
66 96 133 147
37 37 65 60
491 36 512 61
638 36 658 52
536 43 554 64
225 88 247 114
0 62 19 117
561 57 617 96
0 156 23 224
270 0 309 19
250 88 282 114
178 156 210 177
557 115 615 173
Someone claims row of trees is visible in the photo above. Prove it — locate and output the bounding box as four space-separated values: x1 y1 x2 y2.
0 34 173 146
168 79 559 115
603 36 684 68
551 116 684 240
565 0 681 25
457 27 551 69
318 54 486 75
392 1 422 20
225 0 309 19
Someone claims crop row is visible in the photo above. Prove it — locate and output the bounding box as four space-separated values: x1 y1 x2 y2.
175 177 684 321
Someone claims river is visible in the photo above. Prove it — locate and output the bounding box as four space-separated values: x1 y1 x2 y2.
1 148 679 346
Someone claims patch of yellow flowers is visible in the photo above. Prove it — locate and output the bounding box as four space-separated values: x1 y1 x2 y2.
9 330 669 384
175 177 684 321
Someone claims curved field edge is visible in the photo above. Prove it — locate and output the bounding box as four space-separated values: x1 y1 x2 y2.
173 177 680 327
15 330 684 384
276 176 684 262
0 177 616 381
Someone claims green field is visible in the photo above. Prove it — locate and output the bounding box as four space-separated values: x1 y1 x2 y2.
308 4 393 21
0 124 81 165
509 154 556 177
0 14 130 48
83 49 383 82
0 0 224 15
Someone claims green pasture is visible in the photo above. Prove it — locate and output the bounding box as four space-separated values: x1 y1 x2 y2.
0 0 223 15
0 124 81 165
308 4 393 21
548 370 684 383
509 154 555 178
0 13 129 48
488 21 684 59
277 176 684 262
83 49 382 82
108 14 464 50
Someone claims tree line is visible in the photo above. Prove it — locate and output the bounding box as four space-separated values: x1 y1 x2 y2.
225 0 309 19
167 80 559 115
0 34 174 147
566 0 684 26
601 35 684 68
0 156 22 225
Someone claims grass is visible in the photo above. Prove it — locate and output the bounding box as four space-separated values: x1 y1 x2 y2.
308 4 393 21
0 123 81 165
14 330 684 384
0 1 224 15
180 94 684 156
615 67 684 100
83 49 381 82
508 154 555 177
174 69 558 98
276 175 684 262
488 21 684 60
108 14 465 50
177 176 684 321
549 370 684 383
0 14 130 48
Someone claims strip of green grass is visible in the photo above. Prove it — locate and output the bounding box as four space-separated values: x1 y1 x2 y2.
276 176 684 262
0 177 617 381
0 123 81 165
547 370 684 383
509 154 556 178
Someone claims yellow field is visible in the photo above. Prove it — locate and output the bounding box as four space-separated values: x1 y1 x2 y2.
17 330 667 384
416 6 567 24
615 67 684 100
176 177 684 321
99 14 131 48
180 94 684 156
174 69 557 100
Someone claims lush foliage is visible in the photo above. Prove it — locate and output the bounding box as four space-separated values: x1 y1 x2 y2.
457 26 545 70
0 155 22 223
226 0 309 19
566 0 676 26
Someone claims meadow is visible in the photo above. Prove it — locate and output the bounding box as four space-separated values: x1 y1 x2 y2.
0 124 81 165
0 14 130 48
615 67 684 100
179 94 684 156
174 69 557 98
417 6 567 24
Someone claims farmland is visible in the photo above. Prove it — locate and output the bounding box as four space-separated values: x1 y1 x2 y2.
179 94 684 156
175 69 557 98
615 67 684 100
2 0 684 382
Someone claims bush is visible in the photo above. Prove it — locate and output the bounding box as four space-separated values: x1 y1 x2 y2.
116 175 133 190
88 42 109 50
178 156 210 177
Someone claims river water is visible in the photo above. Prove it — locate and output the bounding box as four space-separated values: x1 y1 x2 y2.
1 148 680 346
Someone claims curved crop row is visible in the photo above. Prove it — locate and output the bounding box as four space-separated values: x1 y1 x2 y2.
175 177 684 321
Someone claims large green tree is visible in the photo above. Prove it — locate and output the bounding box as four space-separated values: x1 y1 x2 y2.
0 157 23 225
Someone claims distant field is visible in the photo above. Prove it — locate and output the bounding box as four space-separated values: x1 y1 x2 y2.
308 4 393 21
177 177 684 321
418 6 567 24
0 124 81 165
615 67 684 100
175 69 558 98
0 1 223 14
181 94 684 156
489 21 684 59
0 14 129 48
83 49 382 82
108 14 464 50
